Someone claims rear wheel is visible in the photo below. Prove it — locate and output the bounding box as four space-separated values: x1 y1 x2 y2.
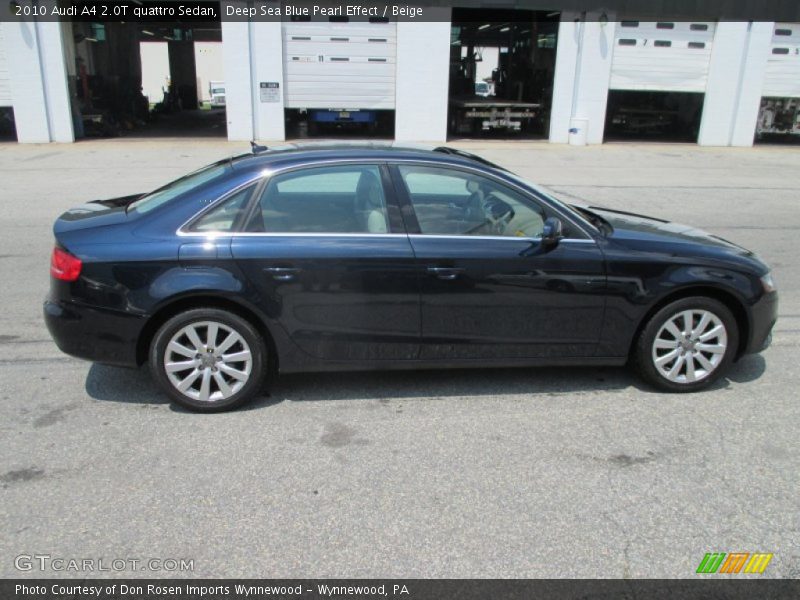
150 308 266 412
634 297 738 392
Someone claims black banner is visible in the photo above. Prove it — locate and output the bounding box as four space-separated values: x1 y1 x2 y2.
2 579 800 600
2 0 800 23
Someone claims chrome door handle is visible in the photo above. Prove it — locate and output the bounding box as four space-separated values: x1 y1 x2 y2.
265 267 300 282
427 267 464 281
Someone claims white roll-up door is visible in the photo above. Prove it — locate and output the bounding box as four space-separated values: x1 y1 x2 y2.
0 25 12 107
762 23 800 97
609 20 716 92
282 19 396 109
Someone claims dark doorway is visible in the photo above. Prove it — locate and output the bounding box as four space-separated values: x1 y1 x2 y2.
448 8 560 140
604 90 705 143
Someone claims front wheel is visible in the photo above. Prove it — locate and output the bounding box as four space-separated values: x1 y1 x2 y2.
634 297 738 392
150 308 267 412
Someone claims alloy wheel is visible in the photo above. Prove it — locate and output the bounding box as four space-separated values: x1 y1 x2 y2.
651 309 728 384
163 320 253 402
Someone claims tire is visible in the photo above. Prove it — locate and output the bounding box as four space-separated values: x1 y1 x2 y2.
634 296 739 393
150 308 267 412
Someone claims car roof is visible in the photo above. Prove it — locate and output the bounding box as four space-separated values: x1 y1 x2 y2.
226 142 506 174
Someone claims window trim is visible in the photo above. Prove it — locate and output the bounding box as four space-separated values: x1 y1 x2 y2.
177 158 597 241
387 161 594 242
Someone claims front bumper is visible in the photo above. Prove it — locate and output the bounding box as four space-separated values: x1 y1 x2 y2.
44 299 145 367
743 290 778 356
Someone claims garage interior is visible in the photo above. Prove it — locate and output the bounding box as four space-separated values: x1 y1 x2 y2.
448 8 560 140
0 107 15 142
64 9 225 139
604 91 704 142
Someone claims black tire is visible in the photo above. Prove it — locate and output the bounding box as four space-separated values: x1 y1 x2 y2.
150 308 267 412
633 296 738 393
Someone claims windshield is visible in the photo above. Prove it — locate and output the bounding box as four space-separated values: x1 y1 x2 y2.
128 163 230 214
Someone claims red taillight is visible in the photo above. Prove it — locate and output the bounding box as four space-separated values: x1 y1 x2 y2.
50 247 82 281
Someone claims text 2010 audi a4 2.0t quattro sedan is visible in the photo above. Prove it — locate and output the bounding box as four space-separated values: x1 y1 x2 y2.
45 144 777 411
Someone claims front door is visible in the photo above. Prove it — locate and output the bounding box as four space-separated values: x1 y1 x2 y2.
231 163 420 361
390 163 607 360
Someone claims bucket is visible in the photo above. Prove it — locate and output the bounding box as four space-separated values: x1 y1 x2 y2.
568 118 588 146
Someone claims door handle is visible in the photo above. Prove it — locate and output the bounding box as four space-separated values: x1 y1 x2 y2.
265 267 300 282
427 267 465 281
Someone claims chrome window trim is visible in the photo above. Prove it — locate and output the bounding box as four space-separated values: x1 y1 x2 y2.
176 156 599 240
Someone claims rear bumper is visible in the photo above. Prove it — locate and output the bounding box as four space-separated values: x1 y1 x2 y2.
743 291 778 355
44 299 145 367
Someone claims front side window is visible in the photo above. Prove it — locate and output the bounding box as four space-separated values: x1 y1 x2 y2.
397 165 547 239
246 165 390 234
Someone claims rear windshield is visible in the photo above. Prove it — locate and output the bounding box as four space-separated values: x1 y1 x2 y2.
128 162 230 215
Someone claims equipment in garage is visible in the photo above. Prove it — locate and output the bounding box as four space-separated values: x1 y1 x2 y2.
756 23 800 142
448 9 559 138
606 20 714 142
283 18 396 137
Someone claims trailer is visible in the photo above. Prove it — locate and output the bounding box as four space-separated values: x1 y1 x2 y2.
449 96 539 135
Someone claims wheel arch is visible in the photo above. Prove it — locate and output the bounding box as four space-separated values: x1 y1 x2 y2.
629 285 750 361
136 294 279 373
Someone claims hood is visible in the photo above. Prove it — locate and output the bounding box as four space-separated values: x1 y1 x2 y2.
586 206 753 254
53 194 143 234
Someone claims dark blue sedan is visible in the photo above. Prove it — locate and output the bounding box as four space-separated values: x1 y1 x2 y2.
44 143 778 411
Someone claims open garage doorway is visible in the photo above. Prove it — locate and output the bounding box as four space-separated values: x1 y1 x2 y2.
448 8 559 140
604 91 704 142
0 107 17 142
65 11 225 140
604 20 714 143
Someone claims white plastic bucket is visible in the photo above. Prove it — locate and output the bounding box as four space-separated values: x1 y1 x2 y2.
568 118 588 146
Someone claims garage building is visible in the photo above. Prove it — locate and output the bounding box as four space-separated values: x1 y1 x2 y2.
0 9 797 146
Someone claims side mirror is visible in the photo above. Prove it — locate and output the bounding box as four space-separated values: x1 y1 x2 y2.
541 217 563 247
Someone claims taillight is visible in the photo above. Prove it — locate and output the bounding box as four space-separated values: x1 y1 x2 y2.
50 247 82 281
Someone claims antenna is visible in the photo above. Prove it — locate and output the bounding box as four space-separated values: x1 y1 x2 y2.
250 141 268 154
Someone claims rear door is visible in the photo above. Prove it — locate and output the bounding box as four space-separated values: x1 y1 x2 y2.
231 162 420 362
390 163 607 361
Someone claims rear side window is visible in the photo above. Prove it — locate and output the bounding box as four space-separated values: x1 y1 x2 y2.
189 184 255 232
246 165 390 234
129 163 229 215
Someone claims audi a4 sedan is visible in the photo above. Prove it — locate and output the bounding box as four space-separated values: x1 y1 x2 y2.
45 143 777 411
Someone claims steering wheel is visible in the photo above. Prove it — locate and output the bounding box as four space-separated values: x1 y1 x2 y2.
481 192 515 235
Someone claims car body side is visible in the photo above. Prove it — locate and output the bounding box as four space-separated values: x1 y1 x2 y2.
44 148 777 374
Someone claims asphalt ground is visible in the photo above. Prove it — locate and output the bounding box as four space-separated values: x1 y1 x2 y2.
0 138 797 578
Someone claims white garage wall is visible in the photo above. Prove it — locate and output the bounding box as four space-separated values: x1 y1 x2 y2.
395 19 450 142
550 13 615 144
0 24 12 107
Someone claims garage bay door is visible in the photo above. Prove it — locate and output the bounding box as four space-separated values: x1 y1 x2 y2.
282 20 396 109
610 21 716 92
762 23 800 97
0 25 12 106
